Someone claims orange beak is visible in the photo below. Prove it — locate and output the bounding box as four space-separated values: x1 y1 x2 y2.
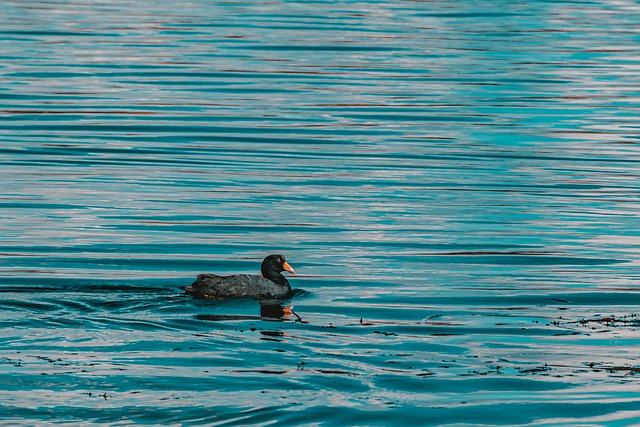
283 261 295 274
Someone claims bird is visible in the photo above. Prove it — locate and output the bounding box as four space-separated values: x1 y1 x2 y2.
183 254 295 300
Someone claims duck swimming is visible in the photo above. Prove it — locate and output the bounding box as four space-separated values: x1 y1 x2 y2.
183 254 295 300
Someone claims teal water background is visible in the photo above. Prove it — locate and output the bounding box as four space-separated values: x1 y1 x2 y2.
1 0 640 425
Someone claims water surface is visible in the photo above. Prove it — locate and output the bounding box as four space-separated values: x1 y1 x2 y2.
2 0 640 425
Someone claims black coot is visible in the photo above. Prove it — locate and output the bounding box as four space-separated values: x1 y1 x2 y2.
183 254 295 300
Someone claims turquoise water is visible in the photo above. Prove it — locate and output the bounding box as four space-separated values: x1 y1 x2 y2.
2 0 640 425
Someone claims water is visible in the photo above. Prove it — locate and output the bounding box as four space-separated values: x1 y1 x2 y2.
1 0 640 425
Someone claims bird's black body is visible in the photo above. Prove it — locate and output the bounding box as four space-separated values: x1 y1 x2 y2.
184 254 295 300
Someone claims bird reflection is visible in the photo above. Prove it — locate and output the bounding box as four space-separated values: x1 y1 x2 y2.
259 301 301 321
195 300 302 322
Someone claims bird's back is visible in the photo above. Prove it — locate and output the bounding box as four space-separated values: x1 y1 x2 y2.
185 273 291 300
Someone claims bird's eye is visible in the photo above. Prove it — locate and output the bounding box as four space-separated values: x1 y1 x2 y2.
278 257 283 263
